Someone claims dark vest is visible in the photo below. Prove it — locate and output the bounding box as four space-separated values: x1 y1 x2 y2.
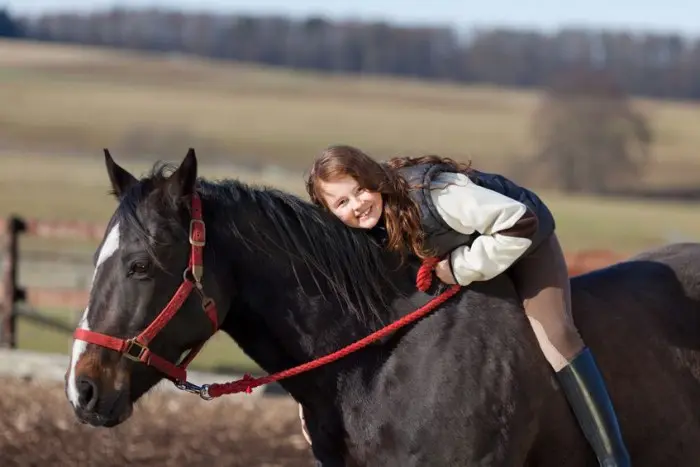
395 163 556 259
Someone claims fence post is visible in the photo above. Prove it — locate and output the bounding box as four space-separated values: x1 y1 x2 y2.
0 215 26 348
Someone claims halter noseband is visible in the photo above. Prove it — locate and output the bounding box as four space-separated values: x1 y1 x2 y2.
73 192 218 396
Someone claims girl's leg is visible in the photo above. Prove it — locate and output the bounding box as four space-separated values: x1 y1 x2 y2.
510 233 631 467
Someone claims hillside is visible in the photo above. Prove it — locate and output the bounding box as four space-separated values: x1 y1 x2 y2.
1 39 699 189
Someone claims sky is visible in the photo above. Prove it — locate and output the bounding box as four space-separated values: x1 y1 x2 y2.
4 0 697 37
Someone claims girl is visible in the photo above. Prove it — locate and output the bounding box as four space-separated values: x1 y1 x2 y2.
302 145 630 466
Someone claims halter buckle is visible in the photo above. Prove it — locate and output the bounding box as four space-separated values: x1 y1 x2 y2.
123 339 148 362
189 219 206 247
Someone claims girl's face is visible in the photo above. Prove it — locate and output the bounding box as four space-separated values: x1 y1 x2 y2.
316 175 384 229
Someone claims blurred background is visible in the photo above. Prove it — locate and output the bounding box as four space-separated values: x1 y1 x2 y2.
0 1 698 465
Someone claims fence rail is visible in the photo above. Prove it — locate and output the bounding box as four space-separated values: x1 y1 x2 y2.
0 214 629 349
0 217 107 242
0 215 108 347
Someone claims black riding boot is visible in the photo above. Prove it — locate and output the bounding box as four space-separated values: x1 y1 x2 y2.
555 347 631 467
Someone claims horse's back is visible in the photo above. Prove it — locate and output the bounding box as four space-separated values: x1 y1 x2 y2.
566 242 700 465
343 278 564 466
343 243 700 466
569 242 700 353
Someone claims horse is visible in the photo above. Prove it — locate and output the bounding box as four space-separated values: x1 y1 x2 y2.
64 149 700 466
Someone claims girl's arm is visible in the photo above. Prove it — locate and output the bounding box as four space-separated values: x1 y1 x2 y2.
430 172 538 286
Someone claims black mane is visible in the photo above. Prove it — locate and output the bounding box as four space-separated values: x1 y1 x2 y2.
114 163 411 326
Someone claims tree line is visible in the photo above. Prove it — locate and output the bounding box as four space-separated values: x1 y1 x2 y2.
3 8 700 101
0 9 667 194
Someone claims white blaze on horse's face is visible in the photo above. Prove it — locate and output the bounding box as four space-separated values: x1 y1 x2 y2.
67 222 121 408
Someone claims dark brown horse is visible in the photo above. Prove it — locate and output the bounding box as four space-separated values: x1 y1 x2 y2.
65 149 700 466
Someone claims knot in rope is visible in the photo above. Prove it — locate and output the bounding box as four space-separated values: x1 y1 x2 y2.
416 257 440 292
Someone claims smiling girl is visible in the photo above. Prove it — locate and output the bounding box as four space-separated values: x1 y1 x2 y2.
301 145 630 466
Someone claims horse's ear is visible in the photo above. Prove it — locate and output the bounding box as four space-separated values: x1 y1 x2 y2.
167 148 198 198
104 149 137 198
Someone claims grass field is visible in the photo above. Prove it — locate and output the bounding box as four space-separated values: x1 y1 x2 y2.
2 39 700 372
1 39 700 188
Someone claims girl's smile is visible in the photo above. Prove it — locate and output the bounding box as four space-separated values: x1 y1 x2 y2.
317 175 383 229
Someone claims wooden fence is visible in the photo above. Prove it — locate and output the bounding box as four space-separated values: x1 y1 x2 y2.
0 215 628 349
0 216 103 348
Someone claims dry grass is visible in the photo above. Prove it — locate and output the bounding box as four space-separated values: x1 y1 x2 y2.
0 152 301 223
1 39 700 187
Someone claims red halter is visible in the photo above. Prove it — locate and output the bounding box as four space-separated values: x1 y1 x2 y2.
72 191 461 401
73 193 218 390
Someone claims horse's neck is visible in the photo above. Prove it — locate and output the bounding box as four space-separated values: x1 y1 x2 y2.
204 189 424 395
203 198 362 349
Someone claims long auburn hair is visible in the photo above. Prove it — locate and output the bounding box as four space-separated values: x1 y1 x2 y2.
305 145 472 260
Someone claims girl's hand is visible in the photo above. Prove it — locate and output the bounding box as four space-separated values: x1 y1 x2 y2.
435 258 457 285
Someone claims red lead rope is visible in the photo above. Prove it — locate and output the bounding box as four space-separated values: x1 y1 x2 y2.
204 257 461 398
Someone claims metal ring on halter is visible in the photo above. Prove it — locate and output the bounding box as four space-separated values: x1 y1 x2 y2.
199 384 213 401
183 266 204 287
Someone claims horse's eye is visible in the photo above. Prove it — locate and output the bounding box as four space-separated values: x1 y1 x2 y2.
128 260 150 278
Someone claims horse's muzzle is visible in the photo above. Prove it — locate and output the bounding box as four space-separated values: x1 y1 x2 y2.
71 376 133 428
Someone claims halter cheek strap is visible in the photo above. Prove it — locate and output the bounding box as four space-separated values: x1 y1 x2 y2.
73 193 218 387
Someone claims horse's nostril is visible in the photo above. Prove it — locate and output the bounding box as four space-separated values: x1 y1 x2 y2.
77 376 99 411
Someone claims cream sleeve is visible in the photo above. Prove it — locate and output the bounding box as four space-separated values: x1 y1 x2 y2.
429 172 538 286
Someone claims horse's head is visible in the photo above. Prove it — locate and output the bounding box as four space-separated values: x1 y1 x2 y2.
65 148 228 427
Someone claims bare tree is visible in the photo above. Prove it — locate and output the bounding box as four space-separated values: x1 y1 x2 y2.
532 68 653 194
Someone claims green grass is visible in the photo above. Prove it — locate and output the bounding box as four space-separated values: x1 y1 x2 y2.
545 194 700 252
